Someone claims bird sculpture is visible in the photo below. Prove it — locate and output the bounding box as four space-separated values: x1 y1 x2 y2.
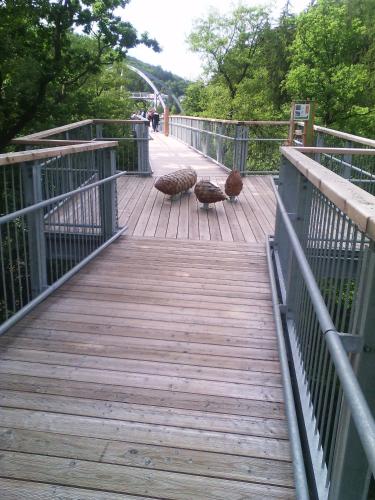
154 168 197 197
194 180 227 209
225 169 243 201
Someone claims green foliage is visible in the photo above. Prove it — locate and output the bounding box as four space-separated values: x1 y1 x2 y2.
184 0 375 137
284 0 369 126
187 5 270 117
0 0 160 150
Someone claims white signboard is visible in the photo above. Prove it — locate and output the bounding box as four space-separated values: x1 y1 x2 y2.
294 103 310 120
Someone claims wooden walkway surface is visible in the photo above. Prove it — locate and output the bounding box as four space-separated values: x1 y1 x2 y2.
117 133 276 242
0 134 295 499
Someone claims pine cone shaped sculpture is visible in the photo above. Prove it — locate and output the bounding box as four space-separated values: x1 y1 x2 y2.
225 169 243 198
154 168 197 196
194 180 227 205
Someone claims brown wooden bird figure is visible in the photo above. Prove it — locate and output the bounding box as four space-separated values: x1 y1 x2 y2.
194 180 227 209
225 169 243 201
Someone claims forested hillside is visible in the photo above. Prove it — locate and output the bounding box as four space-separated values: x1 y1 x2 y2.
184 0 375 137
126 57 189 98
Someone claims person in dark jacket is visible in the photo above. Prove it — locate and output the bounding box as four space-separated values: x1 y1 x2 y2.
152 111 160 132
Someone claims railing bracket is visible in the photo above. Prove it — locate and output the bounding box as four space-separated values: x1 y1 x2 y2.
337 333 364 354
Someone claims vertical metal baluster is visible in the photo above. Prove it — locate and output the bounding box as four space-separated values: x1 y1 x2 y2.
326 386 345 486
333 218 352 329
11 168 23 309
312 199 336 407
317 350 333 442
0 230 9 320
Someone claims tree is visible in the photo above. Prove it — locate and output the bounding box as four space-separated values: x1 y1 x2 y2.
284 0 369 126
0 0 160 150
187 5 270 118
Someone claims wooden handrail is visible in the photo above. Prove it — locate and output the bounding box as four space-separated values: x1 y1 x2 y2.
20 119 94 140
281 146 375 240
313 125 375 148
0 141 118 166
170 115 290 126
294 147 375 155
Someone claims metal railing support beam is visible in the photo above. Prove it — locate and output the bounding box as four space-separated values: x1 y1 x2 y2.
329 242 375 500
233 124 249 174
266 238 310 500
273 181 375 485
21 163 48 298
135 122 151 175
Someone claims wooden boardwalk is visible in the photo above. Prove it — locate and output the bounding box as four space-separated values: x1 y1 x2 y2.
0 134 295 499
118 133 276 242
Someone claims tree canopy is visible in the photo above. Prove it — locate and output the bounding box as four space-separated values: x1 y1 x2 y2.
184 0 375 137
0 0 159 150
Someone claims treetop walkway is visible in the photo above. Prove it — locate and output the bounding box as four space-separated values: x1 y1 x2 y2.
0 117 374 499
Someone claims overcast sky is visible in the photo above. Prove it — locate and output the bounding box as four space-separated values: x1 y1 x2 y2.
121 0 310 80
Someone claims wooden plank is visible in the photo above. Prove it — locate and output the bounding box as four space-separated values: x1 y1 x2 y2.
242 179 275 233
61 281 272 308
0 354 282 398
34 301 275 331
133 183 159 236
0 374 285 419
125 178 154 235
0 478 141 500
222 200 245 241
166 195 181 238
0 451 294 499
177 191 190 239
188 190 200 239
0 427 294 486
198 203 211 240
0 408 291 460
52 290 274 317
215 200 234 242
207 205 222 241
0 341 281 382
1 339 279 373
118 177 151 228
67 272 272 296
13 319 277 348
143 188 164 237
154 194 171 238
83 262 271 283
0 391 288 439
232 197 258 243
26 310 275 338
2 329 278 360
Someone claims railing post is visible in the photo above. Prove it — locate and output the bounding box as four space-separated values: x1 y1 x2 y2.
163 107 169 137
342 140 353 179
96 123 103 139
99 149 118 239
216 123 224 165
136 122 150 175
233 123 249 174
328 242 375 500
315 131 324 163
21 163 48 298
274 156 312 306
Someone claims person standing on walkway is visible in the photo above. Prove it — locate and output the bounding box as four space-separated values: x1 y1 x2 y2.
152 111 160 132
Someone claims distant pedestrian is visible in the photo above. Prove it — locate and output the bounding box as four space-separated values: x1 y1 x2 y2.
152 111 160 132
147 109 154 127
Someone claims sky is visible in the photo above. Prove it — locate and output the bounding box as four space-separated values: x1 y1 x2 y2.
120 0 311 81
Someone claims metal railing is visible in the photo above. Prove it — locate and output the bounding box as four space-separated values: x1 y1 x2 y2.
297 147 375 196
169 115 289 174
269 147 375 500
13 119 151 175
0 142 127 334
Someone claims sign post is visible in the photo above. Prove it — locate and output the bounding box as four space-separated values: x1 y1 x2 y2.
287 100 316 146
